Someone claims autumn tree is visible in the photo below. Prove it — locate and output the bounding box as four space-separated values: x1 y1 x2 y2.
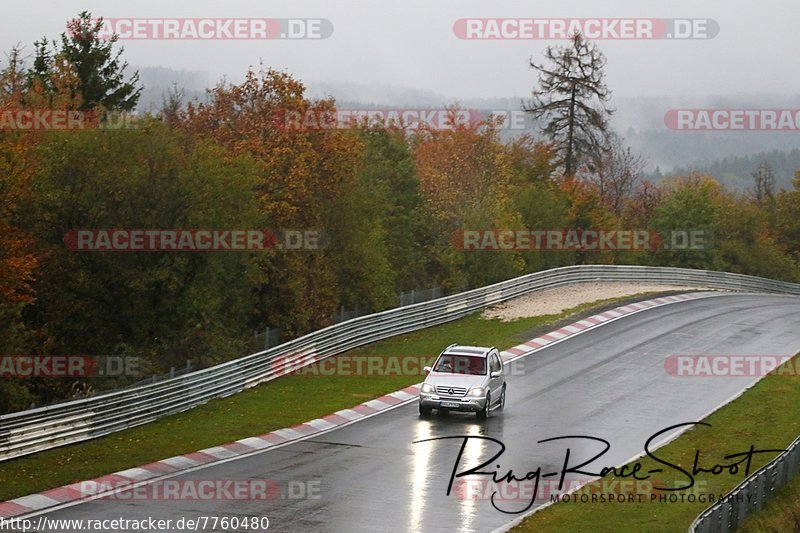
715 191 798 281
525 32 613 177
24 122 262 388
775 171 800 261
0 119 38 421
650 175 724 270
0 49 39 327
558 174 624 264
622 179 663 228
502 137 573 270
413 111 515 227
180 68 373 335
0 51 44 410
0 134 37 311
505 134 555 185
413 111 524 289
353 128 438 293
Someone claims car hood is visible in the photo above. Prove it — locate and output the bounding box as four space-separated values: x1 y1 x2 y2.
423 371 487 390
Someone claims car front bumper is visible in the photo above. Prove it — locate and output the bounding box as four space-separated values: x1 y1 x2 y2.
419 393 487 412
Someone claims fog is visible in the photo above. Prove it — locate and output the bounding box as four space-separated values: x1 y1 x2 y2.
6 0 799 99
5 0 800 178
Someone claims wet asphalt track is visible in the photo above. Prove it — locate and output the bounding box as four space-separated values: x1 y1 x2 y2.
27 293 800 533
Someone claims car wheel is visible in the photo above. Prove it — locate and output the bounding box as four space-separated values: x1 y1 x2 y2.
419 404 432 417
498 386 506 411
477 393 491 419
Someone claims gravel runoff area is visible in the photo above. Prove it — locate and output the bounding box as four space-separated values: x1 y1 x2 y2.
481 281 713 321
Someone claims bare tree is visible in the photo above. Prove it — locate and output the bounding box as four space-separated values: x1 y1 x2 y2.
0 46 27 101
584 134 646 214
624 179 663 226
160 82 185 127
525 32 613 177
751 160 775 204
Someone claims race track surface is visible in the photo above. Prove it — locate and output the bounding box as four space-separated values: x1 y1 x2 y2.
31 293 800 533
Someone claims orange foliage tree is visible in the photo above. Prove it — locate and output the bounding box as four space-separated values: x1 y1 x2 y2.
179 68 365 334
412 111 524 288
0 49 41 310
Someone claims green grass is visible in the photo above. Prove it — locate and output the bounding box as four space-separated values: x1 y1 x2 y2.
512 353 800 533
0 291 663 502
738 462 800 532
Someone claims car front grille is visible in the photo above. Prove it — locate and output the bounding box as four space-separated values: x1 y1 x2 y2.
436 386 467 397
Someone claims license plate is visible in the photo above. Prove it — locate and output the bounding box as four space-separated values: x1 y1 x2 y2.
440 401 460 408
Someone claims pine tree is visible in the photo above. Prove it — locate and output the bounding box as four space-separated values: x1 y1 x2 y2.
30 11 141 111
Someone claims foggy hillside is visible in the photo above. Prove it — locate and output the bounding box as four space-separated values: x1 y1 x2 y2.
135 66 799 191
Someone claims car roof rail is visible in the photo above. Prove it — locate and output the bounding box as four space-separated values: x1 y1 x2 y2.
438 343 457 356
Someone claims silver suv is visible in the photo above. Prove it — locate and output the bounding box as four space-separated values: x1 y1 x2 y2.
419 345 506 418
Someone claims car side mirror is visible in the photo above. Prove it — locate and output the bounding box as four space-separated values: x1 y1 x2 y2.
490 371 502 378
423 366 432 374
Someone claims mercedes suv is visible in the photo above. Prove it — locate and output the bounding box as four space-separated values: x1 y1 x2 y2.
418 345 506 418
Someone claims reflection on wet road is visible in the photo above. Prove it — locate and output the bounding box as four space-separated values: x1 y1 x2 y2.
35 294 800 532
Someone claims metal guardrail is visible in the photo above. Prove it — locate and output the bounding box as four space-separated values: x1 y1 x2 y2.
2 264 800 463
690 435 800 532
399 286 443 307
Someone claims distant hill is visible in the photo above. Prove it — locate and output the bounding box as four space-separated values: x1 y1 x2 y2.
130 69 800 188
649 148 800 192
135 66 212 113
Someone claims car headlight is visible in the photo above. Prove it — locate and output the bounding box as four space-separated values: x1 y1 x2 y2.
421 383 435 394
467 387 485 397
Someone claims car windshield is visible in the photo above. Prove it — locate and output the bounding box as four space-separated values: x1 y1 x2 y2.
433 354 486 375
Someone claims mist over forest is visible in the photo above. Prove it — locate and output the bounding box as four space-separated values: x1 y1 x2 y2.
137 66 800 191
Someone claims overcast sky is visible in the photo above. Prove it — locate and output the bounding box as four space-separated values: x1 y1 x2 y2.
5 0 799 101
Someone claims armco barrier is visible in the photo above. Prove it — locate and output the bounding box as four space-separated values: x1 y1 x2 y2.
690 435 800 532
2 265 800 463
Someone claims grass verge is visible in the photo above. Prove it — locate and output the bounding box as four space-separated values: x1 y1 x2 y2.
512 352 800 533
0 291 670 502
738 460 800 532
